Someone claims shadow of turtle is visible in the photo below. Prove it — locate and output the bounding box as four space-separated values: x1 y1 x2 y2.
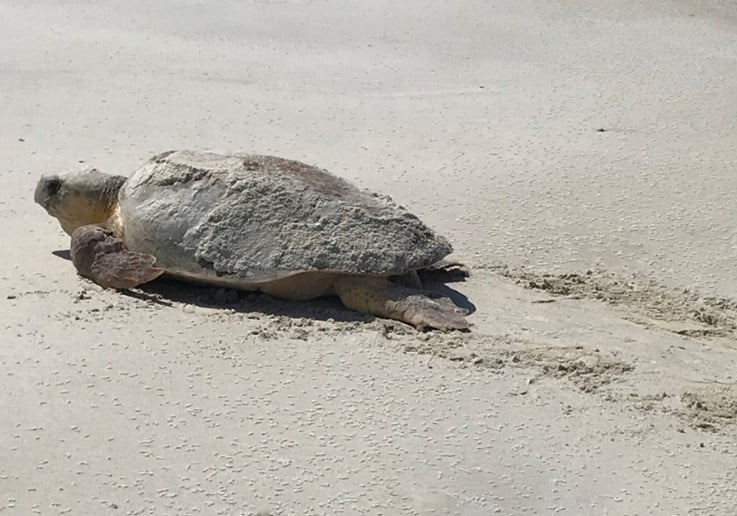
425 283 476 315
137 277 374 324
52 249 476 326
52 249 72 260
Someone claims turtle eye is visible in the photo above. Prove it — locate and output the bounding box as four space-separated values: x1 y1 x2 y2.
46 178 62 196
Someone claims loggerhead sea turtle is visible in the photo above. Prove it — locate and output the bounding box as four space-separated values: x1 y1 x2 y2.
34 150 469 330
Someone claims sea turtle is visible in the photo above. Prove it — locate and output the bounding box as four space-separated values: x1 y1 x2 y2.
34 150 469 330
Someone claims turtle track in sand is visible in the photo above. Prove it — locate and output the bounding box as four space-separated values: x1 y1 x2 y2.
497 267 737 341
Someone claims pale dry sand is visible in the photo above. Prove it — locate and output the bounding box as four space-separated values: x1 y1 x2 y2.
2 1 737 515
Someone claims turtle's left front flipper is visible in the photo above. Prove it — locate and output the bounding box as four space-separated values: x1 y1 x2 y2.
70 224 164 289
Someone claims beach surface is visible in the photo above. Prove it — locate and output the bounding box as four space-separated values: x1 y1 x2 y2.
1 1 736 514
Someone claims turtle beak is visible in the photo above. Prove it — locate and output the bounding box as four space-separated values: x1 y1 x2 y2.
34 176 49 208
34 175 61 212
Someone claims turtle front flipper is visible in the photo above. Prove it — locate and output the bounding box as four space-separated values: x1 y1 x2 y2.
70 225 165 289
333 277 469 331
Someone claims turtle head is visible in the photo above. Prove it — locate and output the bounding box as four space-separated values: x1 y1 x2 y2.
34 168 127 235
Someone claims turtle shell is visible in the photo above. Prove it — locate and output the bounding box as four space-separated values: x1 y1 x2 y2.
118 150 453 282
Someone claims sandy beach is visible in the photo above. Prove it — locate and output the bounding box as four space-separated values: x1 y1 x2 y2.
2 0 737 514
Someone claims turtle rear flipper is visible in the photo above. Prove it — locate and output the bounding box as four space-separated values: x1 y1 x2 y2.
334 277 469 331
71 225 164 289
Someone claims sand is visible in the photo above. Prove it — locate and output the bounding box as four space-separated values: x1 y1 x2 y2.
2 0 737 514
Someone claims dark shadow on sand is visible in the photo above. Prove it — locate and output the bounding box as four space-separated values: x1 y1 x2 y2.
425 283 476 314
53 249 71 260
139 277 374 324
52 249 476 325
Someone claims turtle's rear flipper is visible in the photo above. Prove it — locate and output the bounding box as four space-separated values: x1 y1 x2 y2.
334 277 469 331
70 224 165 289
